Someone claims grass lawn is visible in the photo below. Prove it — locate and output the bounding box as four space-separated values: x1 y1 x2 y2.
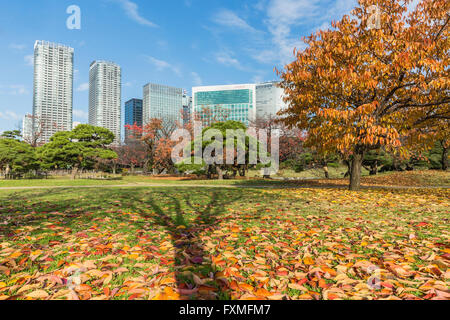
0 169 448 189
0 183 448 300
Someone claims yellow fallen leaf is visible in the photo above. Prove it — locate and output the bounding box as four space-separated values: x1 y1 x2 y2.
26 290 49 299
9 251 22 259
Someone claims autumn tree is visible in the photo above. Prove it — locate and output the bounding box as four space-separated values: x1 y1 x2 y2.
126 118 178 173
114 138 148 174
277 0 449 190
193 106 231 127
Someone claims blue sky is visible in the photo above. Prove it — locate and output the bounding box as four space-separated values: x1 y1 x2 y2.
0 0 358 133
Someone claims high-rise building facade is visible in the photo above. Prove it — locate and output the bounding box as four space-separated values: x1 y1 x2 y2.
32 41 74 144
192 84 257 126
143 83 183 125
255 81 287 118
89 61 122 144
124 98 143 143
182 91 192 126
22 114 33 142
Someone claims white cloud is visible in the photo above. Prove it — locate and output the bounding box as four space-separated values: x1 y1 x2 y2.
265 0 321 64
212 9 258 33
252 74 265 84
191 72 202 86
123 81 132 87
24 55 34 66
9 43 26 50
76 83 89 92
215 51 243 69
0 84 29 95
251 0 356 64
144 56 181 76
73 109 88 119
117 0 158 27
0 110 21 120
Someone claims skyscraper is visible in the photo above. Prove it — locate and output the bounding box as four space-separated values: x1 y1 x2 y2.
22 114 33 143
143 83 183 125
182 91 192 126
192 84 257 126
32 41 74 144
255 81 287 118
124 98 143 143
89 61 122 144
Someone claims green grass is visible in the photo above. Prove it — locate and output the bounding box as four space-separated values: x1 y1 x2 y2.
1 169 448 189
0 185 448 300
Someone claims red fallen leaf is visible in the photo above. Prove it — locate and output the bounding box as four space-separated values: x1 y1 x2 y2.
198 286 217 294
239 283 254 292
318 279 328 289
177 288 199 295
380 282 394 289
191 256 203 264
76 284 92 292
104 287 110 297
416 222 430 227
128 293 141 300
230 281 239 290
111 288 119 298
422 293 436 300
298 278 308 285
0 266 10 276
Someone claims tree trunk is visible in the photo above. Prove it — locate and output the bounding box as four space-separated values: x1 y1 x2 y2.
206 165 212 179
442 144 448 171
369 161 378 175
5 164 10 178
217 165 223 180
343 160 350 178
349 152 364 191
323 163 329 179
71 165 79 180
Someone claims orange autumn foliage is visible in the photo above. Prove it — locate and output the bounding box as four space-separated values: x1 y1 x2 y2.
277 0 449 190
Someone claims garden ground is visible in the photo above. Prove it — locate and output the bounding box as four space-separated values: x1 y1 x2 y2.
0 171 448 300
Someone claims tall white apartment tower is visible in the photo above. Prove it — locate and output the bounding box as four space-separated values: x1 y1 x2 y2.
88 61 122 144
32 41 74 144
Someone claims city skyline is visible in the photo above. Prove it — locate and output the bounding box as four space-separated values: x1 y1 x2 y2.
0 0 360 134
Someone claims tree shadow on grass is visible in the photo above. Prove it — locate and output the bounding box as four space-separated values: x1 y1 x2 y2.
130 189 244 299
0 187 247 300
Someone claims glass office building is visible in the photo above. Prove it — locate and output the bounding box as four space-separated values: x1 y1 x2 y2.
143 83 183 125
124 98 143 142
182 91 192 126
192 84 256 126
